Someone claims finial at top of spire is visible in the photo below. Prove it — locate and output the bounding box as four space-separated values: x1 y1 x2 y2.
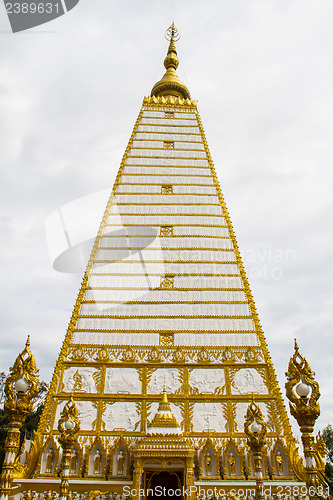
165 22 180 42
150 23 190 100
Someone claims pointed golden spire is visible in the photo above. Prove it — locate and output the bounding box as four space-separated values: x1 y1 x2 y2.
147 387 181 434
159 386 171 410
151 23 190 100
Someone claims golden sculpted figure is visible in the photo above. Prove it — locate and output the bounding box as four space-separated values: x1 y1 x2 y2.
94 450 101 474
276 453 283 475
117 450 125 475
228 454 236 475
45 448 54 473
70 450 78 474
205 453 212 476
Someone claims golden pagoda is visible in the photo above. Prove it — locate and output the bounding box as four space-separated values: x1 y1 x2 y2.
11 23 318 497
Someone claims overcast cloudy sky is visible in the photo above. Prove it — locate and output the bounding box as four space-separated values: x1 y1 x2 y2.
0 0 332 439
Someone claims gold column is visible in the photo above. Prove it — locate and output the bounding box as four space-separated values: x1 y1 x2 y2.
244 399 267 500
285 339 321 490
186 456 195 500
132 457 143 500
57 396 80 500
0 337 39 500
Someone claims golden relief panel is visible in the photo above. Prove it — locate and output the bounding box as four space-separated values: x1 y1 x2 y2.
188 368 226 395
61 367 100 394
147 367 183 395
190 402 227 433
101 402 141 432
104 367 141 394
229 368 268 395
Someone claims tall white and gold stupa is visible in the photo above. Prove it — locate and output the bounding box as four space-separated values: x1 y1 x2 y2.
14 24 310 496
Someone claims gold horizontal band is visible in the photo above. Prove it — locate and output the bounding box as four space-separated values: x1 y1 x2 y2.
77 315 251 319
114 192 217 196
127 155 207 161
90 273 239 277
124 163 210 169
100 235 229 239
117 182 216 186
107 213 225 217
141 116 197 121
103 223 228 228
131 147 205 152
138 123 199 129
132 138 203 143
96 247 233 251
93 259 237 264
135 130 201 136
82 300 248 304
69 342 259 350
85 287 244 291
112 202 220 206
121 173 213 177
55 397 271 408
73 328 255 333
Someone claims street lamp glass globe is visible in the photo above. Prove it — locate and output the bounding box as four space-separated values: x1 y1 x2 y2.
15 377 29 393
250 420 262 434
296 382 310 398
65 418 75 430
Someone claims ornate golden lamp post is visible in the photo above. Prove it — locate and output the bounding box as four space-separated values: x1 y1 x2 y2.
244 399 267 500
285 339 320 489
57 395 80 500
0 336 39 500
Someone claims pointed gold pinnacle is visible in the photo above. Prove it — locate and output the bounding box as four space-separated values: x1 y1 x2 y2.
151 23 190 100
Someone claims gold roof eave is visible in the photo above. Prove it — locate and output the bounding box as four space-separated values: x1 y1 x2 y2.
151 77 190 100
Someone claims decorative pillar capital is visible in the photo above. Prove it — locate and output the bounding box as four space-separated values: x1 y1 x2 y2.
4 336 39 423
285 339 321 488
58 395 80 449
244 398 267 454
244 398 267 500
58 396 80 500
0 337 39 500
285 339 320 430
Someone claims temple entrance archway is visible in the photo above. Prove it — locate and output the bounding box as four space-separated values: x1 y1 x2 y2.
146 470 183 500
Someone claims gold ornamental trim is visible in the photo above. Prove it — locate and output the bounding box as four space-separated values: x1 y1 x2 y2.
143 96 197 108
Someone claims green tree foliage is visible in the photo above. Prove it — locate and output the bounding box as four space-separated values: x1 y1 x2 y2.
0 373 49 473
323 424 333 482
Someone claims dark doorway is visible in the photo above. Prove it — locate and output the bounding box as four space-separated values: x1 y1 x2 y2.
146 470 183 500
